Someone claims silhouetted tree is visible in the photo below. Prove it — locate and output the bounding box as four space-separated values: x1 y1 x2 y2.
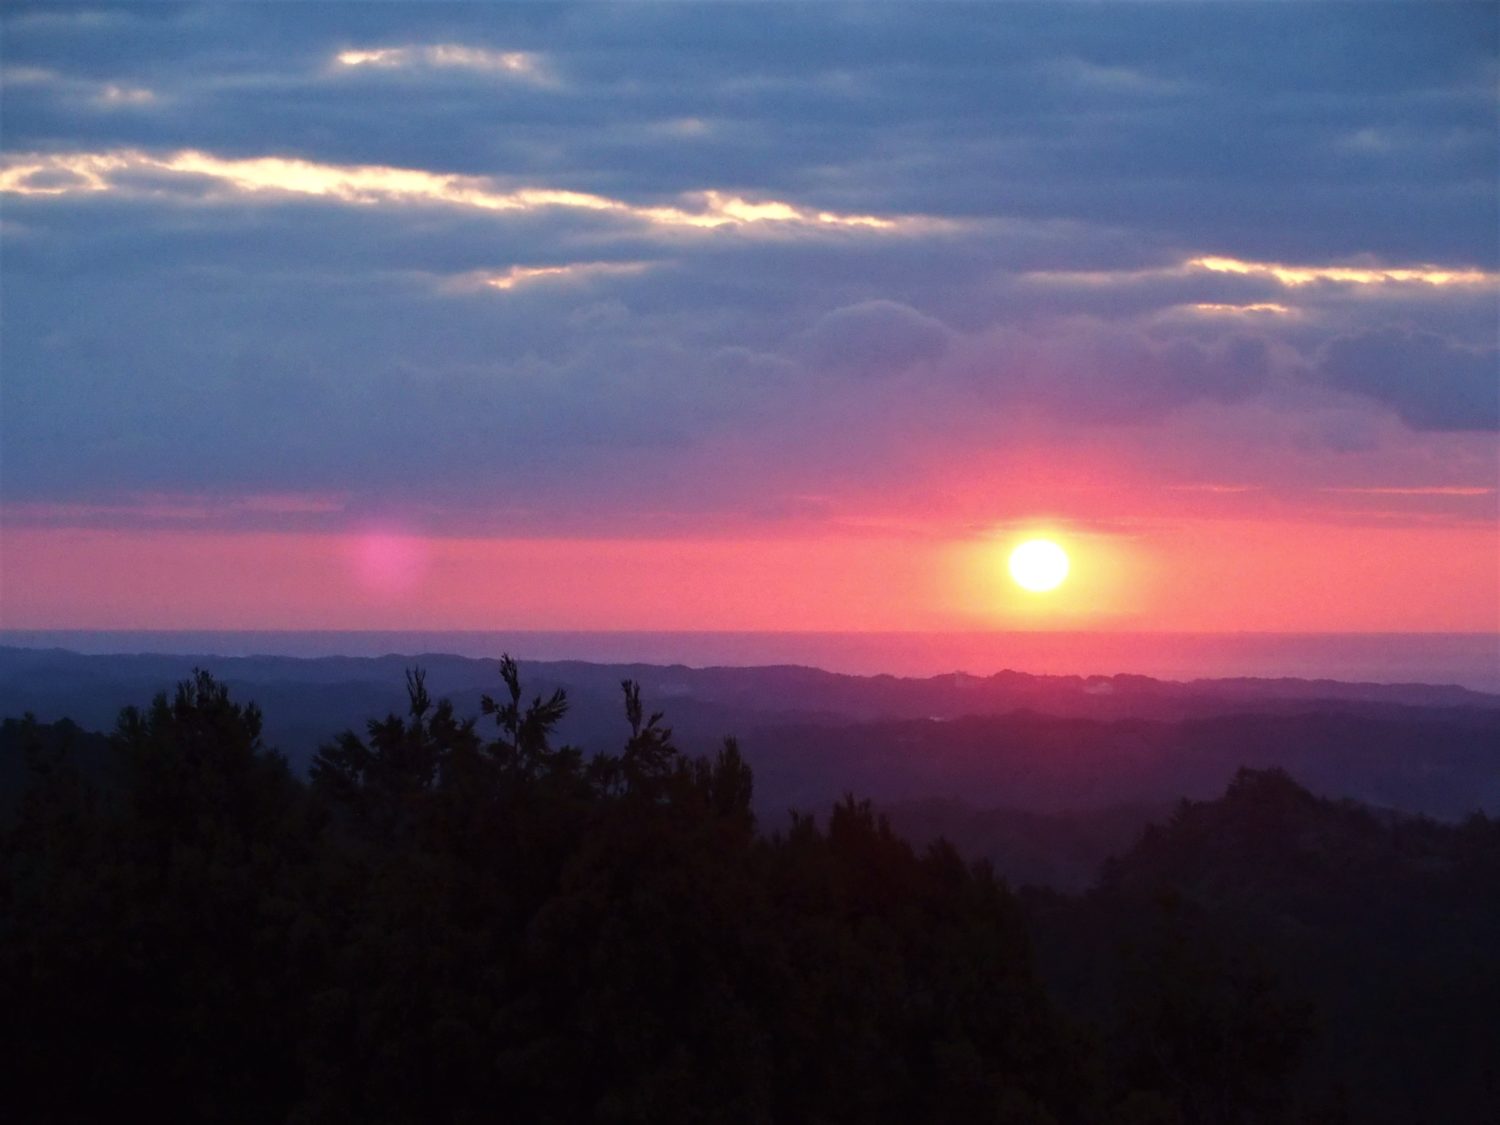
13 668 1421 1123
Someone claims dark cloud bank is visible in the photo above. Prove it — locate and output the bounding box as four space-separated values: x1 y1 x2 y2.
1 2 1495 529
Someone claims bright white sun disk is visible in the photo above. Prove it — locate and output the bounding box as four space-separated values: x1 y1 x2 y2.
1008 539 1069 592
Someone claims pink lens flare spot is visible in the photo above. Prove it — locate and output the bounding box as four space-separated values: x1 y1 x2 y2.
351 531 429 595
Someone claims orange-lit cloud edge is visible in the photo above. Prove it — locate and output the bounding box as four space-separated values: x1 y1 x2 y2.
0 148 930 235
6 148 1494 295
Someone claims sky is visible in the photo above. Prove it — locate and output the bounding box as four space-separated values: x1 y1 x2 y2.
1 2 1496 635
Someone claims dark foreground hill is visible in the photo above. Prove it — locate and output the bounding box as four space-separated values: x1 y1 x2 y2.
3 646 1497 823
1023 769 1500 1125
4 669 1497 1123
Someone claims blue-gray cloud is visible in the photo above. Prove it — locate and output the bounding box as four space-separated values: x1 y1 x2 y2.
1 1 1495 533
1319 328 1499 432
800 300 952 376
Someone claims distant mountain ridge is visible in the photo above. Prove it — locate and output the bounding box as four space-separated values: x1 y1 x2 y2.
4 644 1495 722
3 645 1497 825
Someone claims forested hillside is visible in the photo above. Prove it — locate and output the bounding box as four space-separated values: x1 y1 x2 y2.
1023 771 1500 1124
4 664 1495 1122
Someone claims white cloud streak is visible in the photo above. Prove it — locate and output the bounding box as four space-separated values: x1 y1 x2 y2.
1027 255 1499 292
1187 256 1495 288
1187 302 1296 316
445 262 653 291
333 44 551 83
0 148 938 236
0 67 159 109
93 84 157 107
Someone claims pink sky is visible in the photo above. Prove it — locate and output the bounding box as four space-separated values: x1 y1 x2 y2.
3 517 1494 634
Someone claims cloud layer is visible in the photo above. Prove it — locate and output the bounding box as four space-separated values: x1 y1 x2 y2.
1 2 1495 541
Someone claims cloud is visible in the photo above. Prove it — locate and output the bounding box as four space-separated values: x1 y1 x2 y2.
1026 255 1498 292
1180 303 1295 318
944 320 1275 424
1319 486 1494 498
2 492 348 531
1 2 1494 541
0 66 61 87
1041 56 1183 96
92 84 157 108
1318 328 1499 431
0 148 938 236
800 300 952 375
332 44 553 84
1189 255 1495 289
0 65 161 111
448 261 653 292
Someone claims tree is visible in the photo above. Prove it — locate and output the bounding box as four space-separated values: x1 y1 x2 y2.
4 671 315 1122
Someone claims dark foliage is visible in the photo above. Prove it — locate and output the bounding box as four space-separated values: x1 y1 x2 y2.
1024 768 1500 1124
5 667 1446 1123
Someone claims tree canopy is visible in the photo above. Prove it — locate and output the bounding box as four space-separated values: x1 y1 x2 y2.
1 664 1395 1123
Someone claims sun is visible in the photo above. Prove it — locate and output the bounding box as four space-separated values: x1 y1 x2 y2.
1008 539 1069 592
